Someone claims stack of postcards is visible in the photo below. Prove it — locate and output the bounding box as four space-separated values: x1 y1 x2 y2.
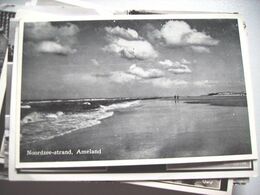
0 4 258 195
0 22 8 178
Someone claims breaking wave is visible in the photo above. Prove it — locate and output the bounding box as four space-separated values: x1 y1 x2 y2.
21 100 141 144
100 100 141 111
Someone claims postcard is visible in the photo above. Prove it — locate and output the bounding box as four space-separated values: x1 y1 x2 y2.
0 50 7 158
10 14 257 169
0 97 6 161
9 164 257 181
128 179 233 195
13 159 256 178
162 179 224 191
16 160 254 174
166 160 253 171
0 48 7 113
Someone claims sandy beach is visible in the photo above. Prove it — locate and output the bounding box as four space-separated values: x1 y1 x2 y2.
20 98 251 162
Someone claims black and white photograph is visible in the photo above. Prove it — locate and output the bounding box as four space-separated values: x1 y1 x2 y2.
16 14 256 167
0 36 7 76
163 179 223 191
129 179 233 195
0 10 16 62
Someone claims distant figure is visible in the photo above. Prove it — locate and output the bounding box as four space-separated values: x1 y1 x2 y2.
174 95 177 103
174 95 180 103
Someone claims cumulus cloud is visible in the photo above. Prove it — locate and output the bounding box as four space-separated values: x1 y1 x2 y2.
25 22 79 41
103 37 158 60
193 80 217 87
160 21 219 46
93 64 166 84
168 67 191 74
92 63 189 88
149 78 188 88
24 22 79 56
159 59 192 74
104 25 158 60
190 46 210 53
158 59 174 67
144 23 162 43
144 21 218 53
105 26 139 40
24 23 55 41
128 64 164 79
36 41 76 55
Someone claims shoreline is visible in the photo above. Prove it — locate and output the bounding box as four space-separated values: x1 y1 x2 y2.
20 124 251 162
21 96 248 116
20 98 251 163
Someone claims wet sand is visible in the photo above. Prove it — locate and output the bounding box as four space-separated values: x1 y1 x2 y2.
20 98 251 163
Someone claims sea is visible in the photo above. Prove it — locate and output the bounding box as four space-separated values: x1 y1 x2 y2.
20 98 142 144
20 96 252 161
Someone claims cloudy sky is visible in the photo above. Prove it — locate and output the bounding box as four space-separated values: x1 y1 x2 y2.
22 18 246 100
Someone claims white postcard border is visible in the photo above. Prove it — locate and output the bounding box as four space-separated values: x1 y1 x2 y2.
0 49 8 114
11 14 258 169
127 179 234 195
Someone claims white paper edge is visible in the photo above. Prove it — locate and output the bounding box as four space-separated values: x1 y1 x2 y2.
126 179 234 195
0 49 8 114
14 14 258 169
8 14 258 180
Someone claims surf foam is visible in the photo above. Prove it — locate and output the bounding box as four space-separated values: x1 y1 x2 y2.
21 100 142 144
